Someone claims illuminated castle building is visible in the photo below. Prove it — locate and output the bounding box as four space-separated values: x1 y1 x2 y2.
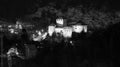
32 17 88 43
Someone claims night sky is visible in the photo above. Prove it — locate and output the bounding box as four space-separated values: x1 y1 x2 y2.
0 0 36 20
0 0 120 21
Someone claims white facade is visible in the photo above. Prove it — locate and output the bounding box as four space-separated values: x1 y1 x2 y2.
32 23 88 42
72 25 84 33
48 25 55 36
63 27 72 38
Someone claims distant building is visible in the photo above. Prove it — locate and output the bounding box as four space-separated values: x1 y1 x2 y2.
48 25 56 36
72 24 87 33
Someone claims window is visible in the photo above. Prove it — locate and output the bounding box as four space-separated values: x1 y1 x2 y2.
48 25 55 36
56 18 64 25
83 25 87 33
63 27 72 38
72 25 83 33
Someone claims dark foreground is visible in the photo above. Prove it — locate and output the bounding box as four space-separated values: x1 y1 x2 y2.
1 23 120 67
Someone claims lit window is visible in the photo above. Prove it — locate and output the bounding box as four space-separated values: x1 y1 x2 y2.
83 25 87 33
56 18 64 25
72 25 83 33
48 25 55 36
63 27 72 38
55 28 63 33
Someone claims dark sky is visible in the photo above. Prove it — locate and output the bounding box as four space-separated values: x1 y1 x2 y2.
0 0 120 21
0 0 36 20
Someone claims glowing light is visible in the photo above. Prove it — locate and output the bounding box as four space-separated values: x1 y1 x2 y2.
56 18 64 25
42 32 47 40
38 31 41 35
32 33 42 41
8 25 12 28
7 47 19 56
9 29 14 33
55 28 63 33
15 21 23 29
48 25 55 36
18 24 22 29
33 35 42 41
72 25 83 33
63 27 72 38
83 25 87 32
32 32 48 41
